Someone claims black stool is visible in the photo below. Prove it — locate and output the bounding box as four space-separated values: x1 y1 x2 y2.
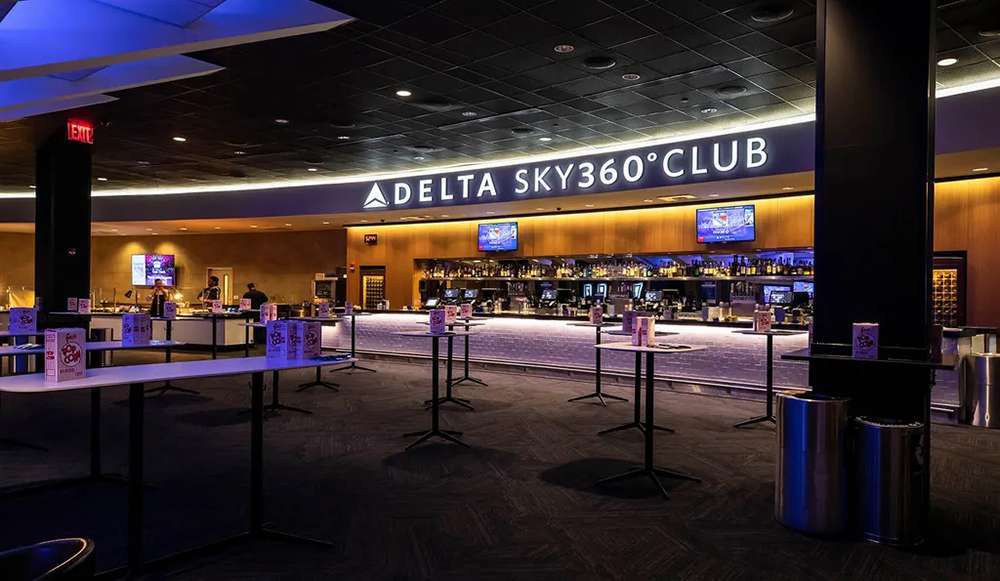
0 537 95 580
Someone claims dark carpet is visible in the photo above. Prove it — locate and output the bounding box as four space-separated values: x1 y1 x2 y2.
0 348 998 580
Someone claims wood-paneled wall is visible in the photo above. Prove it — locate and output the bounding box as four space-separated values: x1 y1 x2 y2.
346 196 814 309
346 181 1000 329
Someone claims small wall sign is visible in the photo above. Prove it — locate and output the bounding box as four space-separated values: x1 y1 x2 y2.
66 119 94 144
363 233 378 246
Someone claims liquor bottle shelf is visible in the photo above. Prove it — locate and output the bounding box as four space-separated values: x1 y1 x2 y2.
421 275 814 283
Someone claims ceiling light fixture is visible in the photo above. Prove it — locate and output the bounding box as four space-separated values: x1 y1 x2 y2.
337 135 350 140
622 73 641 81
234 150 246 155
700 107 719 114
751 5 795 23
657 194 697 202
413 155 425 160
539 136 552 142
972 167 990 172
171 136 187 142
535 207 545 211
461 111 478 117
395 89 412 97
274 118 290 124
213 226 221 230
97 177 108 182
250 225 258 229
179 227 188 231
284 223 292 227
781 186 794 191
937 57 958 67
553 44 575 54
585 204 595 208
643 199 654 203
307 168 319 172
29 185 35 189
708 194 720 198
145 228 153 231
322 221 331 225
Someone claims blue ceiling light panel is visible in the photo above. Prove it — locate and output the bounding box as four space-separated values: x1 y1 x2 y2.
0 0 351 119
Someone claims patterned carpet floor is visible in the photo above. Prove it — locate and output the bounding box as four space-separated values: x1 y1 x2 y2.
0 349 997 580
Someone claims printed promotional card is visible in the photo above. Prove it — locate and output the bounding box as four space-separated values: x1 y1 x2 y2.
45 327 87 383
163 301 177 320
266 320 289 360
239 298 252 311
122 313 152 346
429 309 446 334
9 307 37 333
852 322 879 360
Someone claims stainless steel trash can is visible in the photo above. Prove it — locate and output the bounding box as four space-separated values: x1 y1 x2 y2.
775 392 851 535
854 417 926 546
961 353 999 428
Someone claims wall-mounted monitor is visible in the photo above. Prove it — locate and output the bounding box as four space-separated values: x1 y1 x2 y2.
131 254 175 286
443 288 462 299
478 222 518 252
696 205 756 243
462 289 479 299
763 284 793 304
793 280 815 298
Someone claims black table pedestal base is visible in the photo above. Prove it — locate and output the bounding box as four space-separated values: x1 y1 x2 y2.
330 361 377 374
424 396 474 411
0 472 140 499
297 367 340 392
734 415 775 428
403 429 467 450
597 466 701 500
451 375 487 387
568 391 628 406
598 422 674 436
145 382 199 396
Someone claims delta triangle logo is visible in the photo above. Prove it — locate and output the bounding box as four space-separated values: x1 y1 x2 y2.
362 183 389 209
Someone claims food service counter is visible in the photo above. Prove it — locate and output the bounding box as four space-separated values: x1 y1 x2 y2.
89 313 252 350
321 313 963 405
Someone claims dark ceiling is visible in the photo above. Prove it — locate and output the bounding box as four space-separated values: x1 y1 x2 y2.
1 0 999 193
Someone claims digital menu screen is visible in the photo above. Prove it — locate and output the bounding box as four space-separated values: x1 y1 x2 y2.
443 288 462 299
793 280 815 297
478 222 518 252
696 205 756 243
131 254 175 286
763 284 792 304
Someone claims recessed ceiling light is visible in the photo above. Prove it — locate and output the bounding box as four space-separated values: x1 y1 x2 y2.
395 89 412 97
715 85 748 98
284 223 292 227
535 207 545 211
151 232 158 236
172 136 186 142
250 225 258 229
234 150 246 155
337 135 350 140
136 160 150 165
110 228 118 232
539 136 553 142
179 227 188 231
700 107 719 114
29 185 35 189
937 58 958 67
322 221 331 225
440 214 450 217
274 118 290 124
553 44 575 54
97 177 108 181
781 186 794 191
486 211 496 215
461 111 478 117
751 5 794 23
658 194 697 202
145 228 153 231
972 167 989 172
622 73 641 81
307 167 319 172
360 219 368 222
583 56 617 70
980 29 1000 38
708 194 720 197
643 199 655 203
413 155 425 160
213 226 221 230
585 204 595 208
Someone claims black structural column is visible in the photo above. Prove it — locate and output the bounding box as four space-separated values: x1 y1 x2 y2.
35 120 93 321
813 0 935 411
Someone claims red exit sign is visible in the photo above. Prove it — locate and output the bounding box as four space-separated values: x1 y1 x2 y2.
66 119 94 144
363 234 378 246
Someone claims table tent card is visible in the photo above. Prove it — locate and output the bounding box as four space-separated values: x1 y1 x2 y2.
852 322 879 360
265 320 289 360
239 298 252 311
317 300 331 318
45 327 87 383
287 320 304 360
429 309 446 334
753 310 773 333
588 305 604 324
260 303 278 323
460 303 473 319
343 302 354 315
632 316 656 347
163 301 177 320
78 298 91 315
209 299 223 314
297 321 322 359
621 310 637 334
122 313 152 346
444 305 458 325
9 307 38 333
66 297 78 312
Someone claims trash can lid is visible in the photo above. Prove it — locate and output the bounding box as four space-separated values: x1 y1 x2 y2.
777 391 851 403
855 416 924 429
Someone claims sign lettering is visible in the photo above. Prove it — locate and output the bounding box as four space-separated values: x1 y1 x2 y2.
66 119 94 144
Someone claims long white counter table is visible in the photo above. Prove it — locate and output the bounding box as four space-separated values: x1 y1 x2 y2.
0 354 355 576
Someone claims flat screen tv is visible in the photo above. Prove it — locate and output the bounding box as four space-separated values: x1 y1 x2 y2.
478 222 518 252
443 288 462 299
462 289 479 299
763 284 792 304
131 254 175 286
793 280 815 298
696 205 756 243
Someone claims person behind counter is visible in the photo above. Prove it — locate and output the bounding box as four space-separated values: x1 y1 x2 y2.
243 282 268 309
197 275 222 304
149 278 169 317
